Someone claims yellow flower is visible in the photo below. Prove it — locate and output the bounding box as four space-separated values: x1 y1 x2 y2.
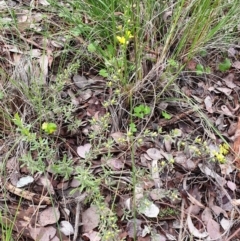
116 36 126 44
126 30 133 39
116 31 133 45
195 137 201 143
216 153 226 163
219 143 229 155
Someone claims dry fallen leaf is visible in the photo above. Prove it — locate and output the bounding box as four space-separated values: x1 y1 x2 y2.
211 205 228 217
126 219 143 238
146 148 163 160
201 207 213 224
187 214 208 239
59 221 74 236
38 207 60 226
17 176 34 188
207 219 221 239
174 152 196 170
231 199 240 206
70 178 81 188
164 137 172 152
221 105 233 116
82 206 100 232
228 47 236 57
106 158 125 170
77 143 92 158
227 181 236 191
138 199 159 218
36 176 55 194
82 231 101 241
151 233 166 241
186 204 201 215
198 163 226 186
232 61 240 69
111 132 125 144
29 226 56 241
39 0 50 5
216 87 232 96
223 73 237 89
220 217 232 231
204 96 213 113
150 188 166 200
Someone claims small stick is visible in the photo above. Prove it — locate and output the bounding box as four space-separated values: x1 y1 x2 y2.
73 193 87 241
225 226 240 241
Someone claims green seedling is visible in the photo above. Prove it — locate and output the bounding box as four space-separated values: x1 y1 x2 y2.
199 50 208 57
196 64 211 75
218 58 231 72
41 122 57 134
50 154 73 180
99 69 108 77
129 123 137 133
168 59 179 68
196 64 204 75
133 104 151 118
87 43 97 53
161 111 171 120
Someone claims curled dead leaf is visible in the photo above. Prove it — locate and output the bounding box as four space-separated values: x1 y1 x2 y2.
187 214 208 239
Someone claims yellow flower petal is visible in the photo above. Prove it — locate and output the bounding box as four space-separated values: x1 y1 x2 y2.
42 122 48 130
116 36 126 44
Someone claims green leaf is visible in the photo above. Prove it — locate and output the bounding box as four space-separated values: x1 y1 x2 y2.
87 43 96 53
12 113 23 127
143 106 151 115
168 59 178 68
133 105 151 118
99 69 108 77
199 50 207 57
196 64 204 75
134 105 143 114
129 123 137 133
219 58 231 72
42 122 57 134
205 66 211 74
70 26 83 36
162 111 171 120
